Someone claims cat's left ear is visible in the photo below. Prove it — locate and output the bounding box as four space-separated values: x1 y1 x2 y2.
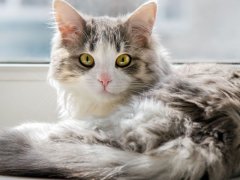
126 1 157 45
53 0 86 42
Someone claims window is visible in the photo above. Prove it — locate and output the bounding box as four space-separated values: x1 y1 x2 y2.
21 0 49 6
0 0 239 63
162 0 184 20
0 0 5 4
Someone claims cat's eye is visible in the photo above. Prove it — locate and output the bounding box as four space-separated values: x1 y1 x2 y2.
116 54 132 68
79 53 95 68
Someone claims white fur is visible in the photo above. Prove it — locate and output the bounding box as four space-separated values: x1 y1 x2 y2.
82 40 132 97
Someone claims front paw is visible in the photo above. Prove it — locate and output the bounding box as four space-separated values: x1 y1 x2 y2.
122 129 163 153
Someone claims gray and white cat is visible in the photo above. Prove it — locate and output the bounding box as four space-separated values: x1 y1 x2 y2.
0 0 240 179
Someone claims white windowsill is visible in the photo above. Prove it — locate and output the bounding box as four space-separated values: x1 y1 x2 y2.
0 64 49 81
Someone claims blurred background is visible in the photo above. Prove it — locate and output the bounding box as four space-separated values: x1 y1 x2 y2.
0 0 239 63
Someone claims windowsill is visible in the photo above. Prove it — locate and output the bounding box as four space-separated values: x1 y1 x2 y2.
0 64 49 81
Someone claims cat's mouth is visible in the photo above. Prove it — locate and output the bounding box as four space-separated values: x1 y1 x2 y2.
98 87 122 99
100 89 114 96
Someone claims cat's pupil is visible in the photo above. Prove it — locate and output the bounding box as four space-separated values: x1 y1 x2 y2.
86 56 90 64
121 57 125 63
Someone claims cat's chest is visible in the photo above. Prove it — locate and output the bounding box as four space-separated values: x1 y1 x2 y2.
72 102 116 119
87 98 170 136
60 90 121 119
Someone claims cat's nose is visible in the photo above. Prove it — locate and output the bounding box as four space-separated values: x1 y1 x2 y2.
98 73 112 88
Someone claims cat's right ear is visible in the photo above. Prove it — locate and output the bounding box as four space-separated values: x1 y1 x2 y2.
53 0 86 41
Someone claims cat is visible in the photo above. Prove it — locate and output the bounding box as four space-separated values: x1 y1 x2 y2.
0 0 240 179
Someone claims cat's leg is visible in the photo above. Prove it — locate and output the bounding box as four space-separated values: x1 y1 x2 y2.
117 98 186 153
120 109 185 153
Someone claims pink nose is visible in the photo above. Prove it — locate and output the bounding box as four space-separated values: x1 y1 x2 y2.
98 73 112 87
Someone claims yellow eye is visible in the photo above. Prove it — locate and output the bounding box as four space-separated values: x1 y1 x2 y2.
116 54 132 68
79 53 95 67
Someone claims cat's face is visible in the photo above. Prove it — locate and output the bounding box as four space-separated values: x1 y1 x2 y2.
50 0 167 102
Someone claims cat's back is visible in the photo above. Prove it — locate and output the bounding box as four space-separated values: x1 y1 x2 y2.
146 63 240 122
175 63 240 80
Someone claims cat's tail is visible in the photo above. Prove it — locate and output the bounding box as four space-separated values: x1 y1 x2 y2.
0 129 69 178
0 128 236 180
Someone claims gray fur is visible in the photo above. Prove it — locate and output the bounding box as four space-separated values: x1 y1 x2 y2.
0 0 240 179
50 14 170 91
1 65 240 179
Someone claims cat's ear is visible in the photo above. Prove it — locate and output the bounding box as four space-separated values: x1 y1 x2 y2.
53 0 86 41
126 1 157 46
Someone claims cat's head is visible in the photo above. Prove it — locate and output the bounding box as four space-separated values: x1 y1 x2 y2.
49 0 170 104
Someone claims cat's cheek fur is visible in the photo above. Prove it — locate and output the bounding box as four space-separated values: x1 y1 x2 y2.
50 78 125 119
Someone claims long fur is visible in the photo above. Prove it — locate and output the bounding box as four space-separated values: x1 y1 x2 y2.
1 66 240 179
0 0 240 179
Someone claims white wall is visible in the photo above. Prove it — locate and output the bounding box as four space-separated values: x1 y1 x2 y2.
0 65 58 128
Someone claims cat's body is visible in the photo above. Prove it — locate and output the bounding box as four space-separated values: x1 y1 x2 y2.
0 0 240 179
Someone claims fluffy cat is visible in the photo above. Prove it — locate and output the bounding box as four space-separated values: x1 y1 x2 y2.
0 0 240 179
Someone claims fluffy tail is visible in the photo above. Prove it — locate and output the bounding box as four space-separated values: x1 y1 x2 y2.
0 129 235 180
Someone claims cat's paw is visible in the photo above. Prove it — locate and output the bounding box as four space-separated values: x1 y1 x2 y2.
122 129 164 153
